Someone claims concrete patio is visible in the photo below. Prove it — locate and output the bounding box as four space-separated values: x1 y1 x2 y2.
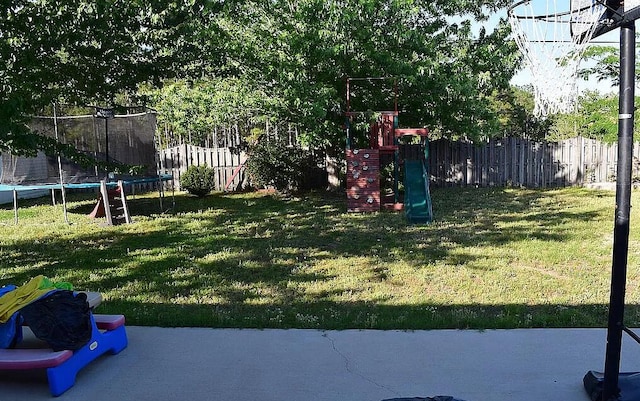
1 327 639 400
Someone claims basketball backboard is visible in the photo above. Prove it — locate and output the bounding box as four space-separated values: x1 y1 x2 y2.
572 0 640 41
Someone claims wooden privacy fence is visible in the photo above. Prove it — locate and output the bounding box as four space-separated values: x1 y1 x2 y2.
158 144 247 191
428 136 640 188
160 136 640 192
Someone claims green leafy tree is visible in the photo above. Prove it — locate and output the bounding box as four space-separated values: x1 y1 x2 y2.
3 0 521 160
149 78 278 147
570 39 640 142
576 92 619 142
578 44 640 87
489 86 553 140
548 92 628 143
0 0 222 157
215 0 519 151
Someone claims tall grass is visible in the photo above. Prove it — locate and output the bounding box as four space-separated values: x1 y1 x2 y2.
0 186 636 329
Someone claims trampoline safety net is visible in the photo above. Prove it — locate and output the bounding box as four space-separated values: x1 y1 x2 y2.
0 106 157 185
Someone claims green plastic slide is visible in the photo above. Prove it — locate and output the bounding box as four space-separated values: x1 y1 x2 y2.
403 159 433 224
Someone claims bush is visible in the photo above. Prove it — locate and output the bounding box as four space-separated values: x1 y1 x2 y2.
245 139 324 193
180 165 215 197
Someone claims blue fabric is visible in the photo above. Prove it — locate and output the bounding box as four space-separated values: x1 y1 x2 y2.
0 285 16 297
0 285 19 348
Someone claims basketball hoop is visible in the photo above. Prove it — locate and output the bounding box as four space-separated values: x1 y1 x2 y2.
508 0 605 117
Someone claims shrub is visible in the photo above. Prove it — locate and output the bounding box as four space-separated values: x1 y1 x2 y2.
245 139 324 193
180 165 215 197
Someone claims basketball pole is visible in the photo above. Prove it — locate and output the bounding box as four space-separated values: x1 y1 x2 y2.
602 19 636 401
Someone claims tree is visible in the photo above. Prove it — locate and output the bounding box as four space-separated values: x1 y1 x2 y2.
548 91 637 143
244 138 324 193
0 0 221 157
578 44 640 87
489 86 553 140
214 0 520 151
2 1 520 159
149 78 278 147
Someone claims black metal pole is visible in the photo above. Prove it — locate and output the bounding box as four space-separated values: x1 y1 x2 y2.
602 20 636 401
105 118 109 174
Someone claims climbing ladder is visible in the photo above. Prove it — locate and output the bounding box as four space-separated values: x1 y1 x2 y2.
90 181 132 225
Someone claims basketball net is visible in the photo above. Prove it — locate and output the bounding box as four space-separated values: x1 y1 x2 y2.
508 0 604 117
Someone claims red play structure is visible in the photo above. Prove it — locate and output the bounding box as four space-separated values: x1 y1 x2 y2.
345 77 432 223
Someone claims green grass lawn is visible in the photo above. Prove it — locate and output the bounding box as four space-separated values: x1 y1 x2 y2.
0 186 637 329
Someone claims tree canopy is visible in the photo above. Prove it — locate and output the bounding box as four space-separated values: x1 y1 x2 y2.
1 0 216 156
1 0 520 158
213 0 519 148
578 44 640 87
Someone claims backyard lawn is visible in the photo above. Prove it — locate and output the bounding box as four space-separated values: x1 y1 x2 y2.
0 186 637 329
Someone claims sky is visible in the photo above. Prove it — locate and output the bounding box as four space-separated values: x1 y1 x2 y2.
467 5 619 95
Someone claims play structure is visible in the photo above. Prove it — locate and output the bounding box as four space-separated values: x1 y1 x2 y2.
344 77 433 223
0 104 173 224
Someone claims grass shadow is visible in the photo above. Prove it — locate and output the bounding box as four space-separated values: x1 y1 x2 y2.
0 186 629 329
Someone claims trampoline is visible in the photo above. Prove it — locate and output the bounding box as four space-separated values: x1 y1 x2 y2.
1 174 174 224
0 104 175 224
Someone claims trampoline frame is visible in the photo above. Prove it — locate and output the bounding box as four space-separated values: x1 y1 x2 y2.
1 174 174 224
